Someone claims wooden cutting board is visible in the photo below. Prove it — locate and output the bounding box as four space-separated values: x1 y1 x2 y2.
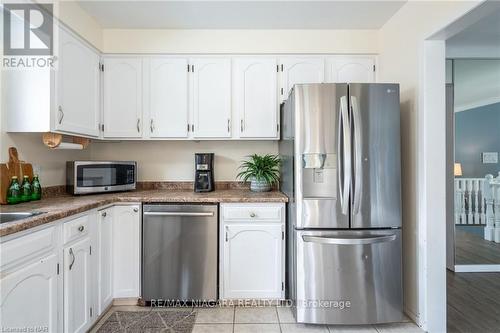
0 147 35 204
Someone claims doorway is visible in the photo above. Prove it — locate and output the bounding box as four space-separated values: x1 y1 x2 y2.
443 6 500 333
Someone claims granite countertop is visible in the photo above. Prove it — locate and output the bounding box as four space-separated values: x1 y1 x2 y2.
0 189 288 237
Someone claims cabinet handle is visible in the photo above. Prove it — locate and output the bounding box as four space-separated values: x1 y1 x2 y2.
227 119 231 133
69 248 75 270
136 119 141 133
102 211 107 217
241 120 244 132
78 225 85 232
58 106 64 124
225 226 228 242
191 124 194 132
250 212 256 218
150 119 155 133
133 208 139 213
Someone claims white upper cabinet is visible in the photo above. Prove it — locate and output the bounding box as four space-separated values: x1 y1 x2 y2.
56 28 100 137
191 58 232 138
146 58 189 138
325 56 375 83
280 57 325 101
233 58 279 139
103 57 143 138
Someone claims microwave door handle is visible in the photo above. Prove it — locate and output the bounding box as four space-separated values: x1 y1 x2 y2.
339 96 351 215
351 96 363 215
302 234 396 245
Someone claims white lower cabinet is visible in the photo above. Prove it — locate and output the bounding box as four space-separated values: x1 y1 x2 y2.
220 203 285 300
64 236 93 333
0 225 62 333
97 208 113 315
112 204 141 298
0 252 60 332
0 204 142 333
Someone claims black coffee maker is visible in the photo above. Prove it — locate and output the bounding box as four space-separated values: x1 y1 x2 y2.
194 153 214 192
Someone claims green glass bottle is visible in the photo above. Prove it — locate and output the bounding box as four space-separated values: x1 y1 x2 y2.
7 176 21 205
21 175 32 202
31 174 42 201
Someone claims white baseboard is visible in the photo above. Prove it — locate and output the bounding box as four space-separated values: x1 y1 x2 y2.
454 264 500 272
113 297 140 306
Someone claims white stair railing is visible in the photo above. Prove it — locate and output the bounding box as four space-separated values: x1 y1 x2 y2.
454 178 486 225
483 173 500 243
456 173 500 243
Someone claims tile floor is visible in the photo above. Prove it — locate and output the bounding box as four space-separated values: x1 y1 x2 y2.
90 305 424 333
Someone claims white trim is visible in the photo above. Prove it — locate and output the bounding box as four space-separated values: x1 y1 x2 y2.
454 264 500 272
419 40 447 333
454 96 500 112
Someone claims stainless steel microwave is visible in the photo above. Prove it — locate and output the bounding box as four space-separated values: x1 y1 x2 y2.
66 161 137 195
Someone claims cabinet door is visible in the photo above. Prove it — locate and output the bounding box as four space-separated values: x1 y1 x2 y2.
233 58 278 139
280 57 324 102
222 223 283 299
112 205 141 298
191 58 232 138
147 58 189 138
325 56 375 83
64 237 93 333
56 28 100 137
98 209 113 315
103 58 142 138
0 254 59 333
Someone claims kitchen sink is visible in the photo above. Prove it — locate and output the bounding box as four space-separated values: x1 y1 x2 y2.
0 212 46 224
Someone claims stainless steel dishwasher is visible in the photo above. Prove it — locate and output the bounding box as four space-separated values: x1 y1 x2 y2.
142 204 218 302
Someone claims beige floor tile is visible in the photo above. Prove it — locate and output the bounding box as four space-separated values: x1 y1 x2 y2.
195 307 235 324
234 307 279 324
192 324 234 333
277 306 296 323
374 322 424 333
328 325 378 332
281 323 329 332
234 324 281 333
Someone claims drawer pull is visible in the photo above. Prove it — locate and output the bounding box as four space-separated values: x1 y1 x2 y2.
78 225 85 232
101 212 107 217
69 248 75 270
250 212 256 218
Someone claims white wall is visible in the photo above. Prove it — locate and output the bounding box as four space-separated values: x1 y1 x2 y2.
102 29 378 54
453 59 500 112
377 0 481 330
90 140 277 181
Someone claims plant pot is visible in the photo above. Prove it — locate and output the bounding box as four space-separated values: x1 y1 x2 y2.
250 178 271 192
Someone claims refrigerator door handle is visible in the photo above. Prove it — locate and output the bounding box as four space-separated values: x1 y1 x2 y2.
338 96 351 215
302 234 397 245
351 96 363 215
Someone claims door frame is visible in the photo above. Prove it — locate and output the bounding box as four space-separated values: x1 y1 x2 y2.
420 2 500 332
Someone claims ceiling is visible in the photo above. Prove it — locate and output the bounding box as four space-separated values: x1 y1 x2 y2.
447 8 500 53
77 1 406 30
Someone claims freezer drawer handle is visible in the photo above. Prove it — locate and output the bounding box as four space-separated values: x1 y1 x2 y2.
302 234 396 245
143 211 214 217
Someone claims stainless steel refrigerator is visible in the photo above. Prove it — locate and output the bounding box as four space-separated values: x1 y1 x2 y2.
279 83 403 325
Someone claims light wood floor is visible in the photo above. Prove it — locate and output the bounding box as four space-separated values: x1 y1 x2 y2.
447 270 500 333
455 227 500 264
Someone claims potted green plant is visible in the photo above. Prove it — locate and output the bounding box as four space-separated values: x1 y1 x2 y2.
237 154 281 192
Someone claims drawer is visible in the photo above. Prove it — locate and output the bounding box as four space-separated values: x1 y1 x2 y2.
1 225 58 270
222 204 283 222
63 214 90 244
